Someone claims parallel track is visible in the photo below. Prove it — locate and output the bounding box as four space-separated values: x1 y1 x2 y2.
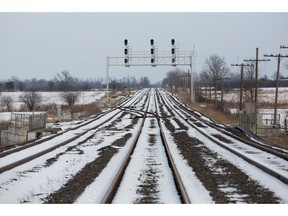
101 89 190 203
1 88 288 203
0 89 149 174
157 89 288 185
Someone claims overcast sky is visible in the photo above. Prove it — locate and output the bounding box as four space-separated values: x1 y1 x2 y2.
0 3 288 83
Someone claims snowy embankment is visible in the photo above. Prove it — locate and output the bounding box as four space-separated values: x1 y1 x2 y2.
0 91 106 121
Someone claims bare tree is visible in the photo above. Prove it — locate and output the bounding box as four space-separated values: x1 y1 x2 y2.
60 92 80 106
201 54 230 103
199 70 212 100
47 80 55 91
243 65 255 102
18 81 26 91
0 96 14 111
162 68 186 90
139 76 150 88
54 70 74 91
5 80 14 92
19 92 42 111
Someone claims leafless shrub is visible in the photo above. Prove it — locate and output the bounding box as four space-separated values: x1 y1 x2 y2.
0 95 14 111
19 92 42 111
60 92 80 106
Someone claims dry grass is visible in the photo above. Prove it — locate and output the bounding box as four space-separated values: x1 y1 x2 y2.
69 103 102 119
172 89 238 127
263 136 288 147
190 103 238 127
45 103 102 123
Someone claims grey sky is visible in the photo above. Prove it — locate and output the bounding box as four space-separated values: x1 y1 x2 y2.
0 12 288 83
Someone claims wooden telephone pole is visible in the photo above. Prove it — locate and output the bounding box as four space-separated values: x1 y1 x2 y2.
231 63 253 111
244 48 270 114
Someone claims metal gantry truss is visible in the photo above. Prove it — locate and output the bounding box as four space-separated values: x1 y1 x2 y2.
106 39 196 102
107 52 193 67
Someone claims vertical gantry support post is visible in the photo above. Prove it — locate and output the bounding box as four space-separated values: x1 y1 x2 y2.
274 54 281 126
106 56 110 101
190 54 194 103
255 48 259 114
239 64 244 112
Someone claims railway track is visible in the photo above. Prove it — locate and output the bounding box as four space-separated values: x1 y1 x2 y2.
0 88 288 203
99 89 190 203
0 89 149 174
158 89 288 185
164 90 288 158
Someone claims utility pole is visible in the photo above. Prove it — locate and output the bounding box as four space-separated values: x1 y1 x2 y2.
106 57 110 101
244 48 270 114
263 53 288 126
190 45 196 103
231 63 253 112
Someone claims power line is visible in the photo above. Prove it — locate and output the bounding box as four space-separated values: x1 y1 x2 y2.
244 48 270 114
263 53 288 126
231 63 253 111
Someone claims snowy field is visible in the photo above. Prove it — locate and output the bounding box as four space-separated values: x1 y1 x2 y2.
0 89 288 206
0 91 106 121
1 88 287 126
223 87 288 104
224 87 288 126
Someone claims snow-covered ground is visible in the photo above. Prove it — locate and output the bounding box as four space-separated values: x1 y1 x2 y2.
0 88 288 207
0 91 106 110
223 87 288 104
0 91 144 204
222 87 288 126
0 91 106 121
0 112 13 121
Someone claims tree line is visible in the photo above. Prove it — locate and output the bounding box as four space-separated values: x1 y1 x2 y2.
0 71 153 112
162 54 288 108
163 54 288 90
0 71 152 92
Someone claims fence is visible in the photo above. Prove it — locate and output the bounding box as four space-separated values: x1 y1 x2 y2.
11 112 46 131
239 112 282 136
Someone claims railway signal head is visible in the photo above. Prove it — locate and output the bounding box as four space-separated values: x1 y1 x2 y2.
171 39 175 45
124 58 129 67
124 39 128 46
150 39 154 46
171 48 175 55
172 57 176 66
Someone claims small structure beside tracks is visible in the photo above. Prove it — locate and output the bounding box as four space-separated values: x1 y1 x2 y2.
1 112 46 145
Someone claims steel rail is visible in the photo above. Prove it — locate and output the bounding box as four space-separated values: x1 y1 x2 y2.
0 89 146 157
100 89 152 203
158 89 288 185
154 90 191 204
0 89 150 174
101 89 191 203
165 90 288 160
